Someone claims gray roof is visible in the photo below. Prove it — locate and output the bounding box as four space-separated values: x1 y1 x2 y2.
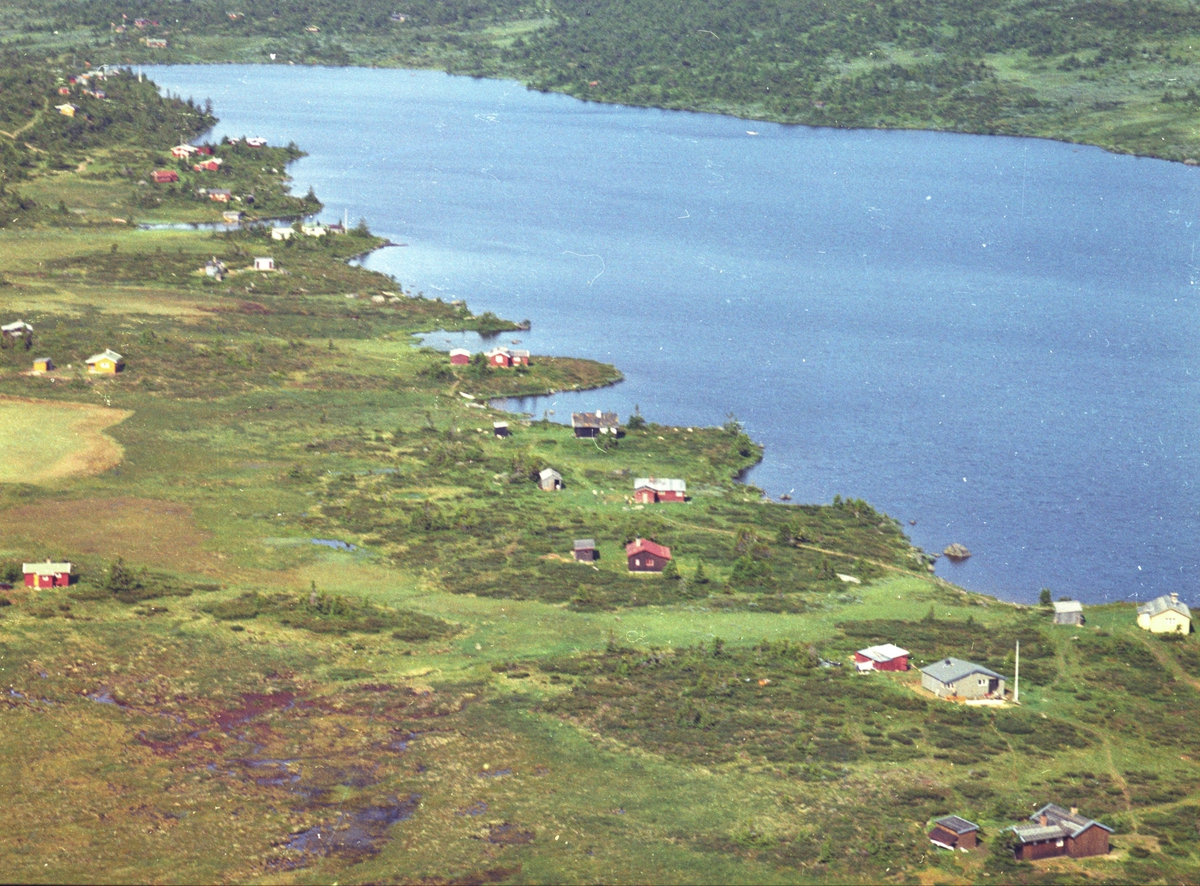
574 539 596 550
1053 600 1083 614
572 411 619 429
1137 594 1190 619
933 815 978 835
634 477 686 493
1012 804 1113 842
857 643 910 662
539 468 562 481
919 657 1003 684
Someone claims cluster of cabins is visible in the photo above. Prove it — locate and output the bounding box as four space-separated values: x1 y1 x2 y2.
928 804 1113 861
569 537 673 573
448 346 531 368
152 139 271 199
3 320 124 375
1052 593 1191 635
54 70 111 117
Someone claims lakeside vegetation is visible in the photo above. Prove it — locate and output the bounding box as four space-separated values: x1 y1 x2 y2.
0 59 1199 885
7 0 1200 162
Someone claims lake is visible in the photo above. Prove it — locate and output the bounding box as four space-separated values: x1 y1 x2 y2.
147 64 1198 605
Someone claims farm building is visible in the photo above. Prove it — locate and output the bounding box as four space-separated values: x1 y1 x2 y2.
919 657 1006 700
854 644 910 672
170 143 198 158
207 189 233 203
634 477 686 503
1137 593 1191 634
1053 600 1084 626
23 561 73 588
300 224 327 237
928 815 979 851
493 421 510 438
449 348 471 365
86 349 125 374
627 538 671 572
253 257 275 271
31 357 53 373
538 468 563 491
1010 804 1112 861
2 320 33 338
573 539 597 562
151 169 178 183
572 411 620 438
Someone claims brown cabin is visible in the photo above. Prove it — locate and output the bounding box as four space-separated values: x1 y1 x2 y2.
1011 804 1112 860
626 537 671 572
929 815 979 851
573 539 597 562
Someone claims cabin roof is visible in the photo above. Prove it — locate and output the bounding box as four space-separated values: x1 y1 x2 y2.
626 537 671 559
932 815 979 835
574 539 596 550
1053 600 1083 614
1137 594 1190 619
634 477 686 492
857 643 910 662
86 348 123 364
572 411 619 428
919 657 1003 684
24 562 72 574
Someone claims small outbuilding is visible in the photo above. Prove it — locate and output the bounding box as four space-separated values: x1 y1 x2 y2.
929 815 979 851
1010 804 1112 861
1053 600 1084 626
55 103 78 117
449 348 471 365
270 226 294 240
626 537 671 573
920 657 1005 700
23 561 73 588
2 320 33 338
538 468 563 491
573 539 598 562
193 158 222 172
222 210 243 224
207 189 233 202
854 643 910 672
170 143 198 158
253 257 275 272
31 357 53 373
151 169 179 183
572 411 620 438
86 348 125 374
1137 593 1191 634
493 421 510 438
634 477 686 503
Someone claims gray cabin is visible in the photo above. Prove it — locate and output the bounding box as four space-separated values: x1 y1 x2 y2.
1053 600 1084 626
538 468 563 491
920 657 1006 700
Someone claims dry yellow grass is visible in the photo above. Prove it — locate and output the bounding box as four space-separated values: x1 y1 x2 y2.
0 394 130 483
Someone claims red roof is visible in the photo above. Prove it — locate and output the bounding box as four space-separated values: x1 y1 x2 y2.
625 538 671 560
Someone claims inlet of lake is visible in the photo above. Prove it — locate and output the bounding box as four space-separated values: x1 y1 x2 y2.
148 65 1198 605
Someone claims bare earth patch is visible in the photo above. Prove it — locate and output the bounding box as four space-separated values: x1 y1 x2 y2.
0 497 214 573
0 394 131 483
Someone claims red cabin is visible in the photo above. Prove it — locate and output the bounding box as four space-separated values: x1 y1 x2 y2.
634 477 686 503
449 348 471 365
151 169 179 183
626 537 671 572
23 561 73 588
854 644 910 672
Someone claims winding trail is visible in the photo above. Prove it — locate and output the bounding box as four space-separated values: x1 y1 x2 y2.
0 98 47 140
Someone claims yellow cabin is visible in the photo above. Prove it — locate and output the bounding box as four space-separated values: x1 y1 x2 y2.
31 357 53 373
1137 593 1191 634
86 348 125 374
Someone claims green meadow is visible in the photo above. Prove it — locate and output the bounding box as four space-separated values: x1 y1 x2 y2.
0 59 1198 885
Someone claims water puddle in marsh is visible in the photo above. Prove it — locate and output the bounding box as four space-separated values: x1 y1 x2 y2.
284 795 421 857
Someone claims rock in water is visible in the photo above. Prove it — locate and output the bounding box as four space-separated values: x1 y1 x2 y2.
943 543 972 561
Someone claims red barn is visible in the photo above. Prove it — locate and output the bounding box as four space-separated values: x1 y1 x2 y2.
449 348 471 365
854 644 910 672
626 537 671 572
23 561 73 588
151 169 179 183
634 477 686 503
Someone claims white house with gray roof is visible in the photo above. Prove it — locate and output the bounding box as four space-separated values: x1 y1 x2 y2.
920 657 1006 699
1137 593 1191 634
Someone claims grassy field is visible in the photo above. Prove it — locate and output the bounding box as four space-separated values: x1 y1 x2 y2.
0 396 130 484
0 67 1199 885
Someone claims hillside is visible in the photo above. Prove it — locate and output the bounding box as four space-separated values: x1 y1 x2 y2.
0 61 1198 884
8 0 1200 162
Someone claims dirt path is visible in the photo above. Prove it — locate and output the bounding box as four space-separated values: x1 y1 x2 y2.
1140 637 1200 693
0 98 47 140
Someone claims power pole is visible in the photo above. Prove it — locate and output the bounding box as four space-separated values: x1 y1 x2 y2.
1013 639 1020 704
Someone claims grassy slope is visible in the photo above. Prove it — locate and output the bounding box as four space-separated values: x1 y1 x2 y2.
0 67 1198 885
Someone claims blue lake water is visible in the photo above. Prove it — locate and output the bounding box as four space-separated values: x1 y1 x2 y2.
147 65 1199 605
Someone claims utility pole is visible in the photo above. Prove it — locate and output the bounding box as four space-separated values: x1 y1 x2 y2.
1013 639 1020 704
